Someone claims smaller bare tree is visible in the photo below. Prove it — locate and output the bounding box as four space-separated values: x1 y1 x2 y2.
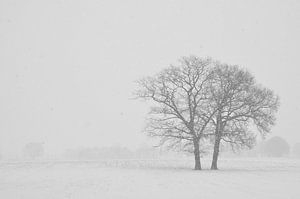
135 56 214 170
208 63 279 169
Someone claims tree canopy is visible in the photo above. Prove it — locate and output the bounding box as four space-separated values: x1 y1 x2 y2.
135 55 280 170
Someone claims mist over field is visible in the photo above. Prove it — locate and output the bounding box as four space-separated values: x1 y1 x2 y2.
1 0 300 198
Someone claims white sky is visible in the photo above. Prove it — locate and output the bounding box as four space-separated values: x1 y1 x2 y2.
0 0 299 156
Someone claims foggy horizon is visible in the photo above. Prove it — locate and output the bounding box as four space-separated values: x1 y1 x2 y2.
1 0 300 158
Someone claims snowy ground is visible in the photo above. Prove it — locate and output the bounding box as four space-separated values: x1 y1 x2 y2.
0 158 300 199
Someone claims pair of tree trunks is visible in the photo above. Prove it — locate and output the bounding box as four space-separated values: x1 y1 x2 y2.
193 139 220 170
193 137 220 170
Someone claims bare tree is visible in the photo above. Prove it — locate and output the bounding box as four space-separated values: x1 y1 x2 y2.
135 56 214 170
208 63 279 169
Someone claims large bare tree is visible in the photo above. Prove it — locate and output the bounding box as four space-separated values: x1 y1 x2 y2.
135 56 214 170
208 63 279 170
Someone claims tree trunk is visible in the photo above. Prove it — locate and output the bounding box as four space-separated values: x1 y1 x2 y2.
193 139 201 170
211 111 222 170
211 135 221 170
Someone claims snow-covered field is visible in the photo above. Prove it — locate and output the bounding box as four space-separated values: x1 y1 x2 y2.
1 158 300 199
